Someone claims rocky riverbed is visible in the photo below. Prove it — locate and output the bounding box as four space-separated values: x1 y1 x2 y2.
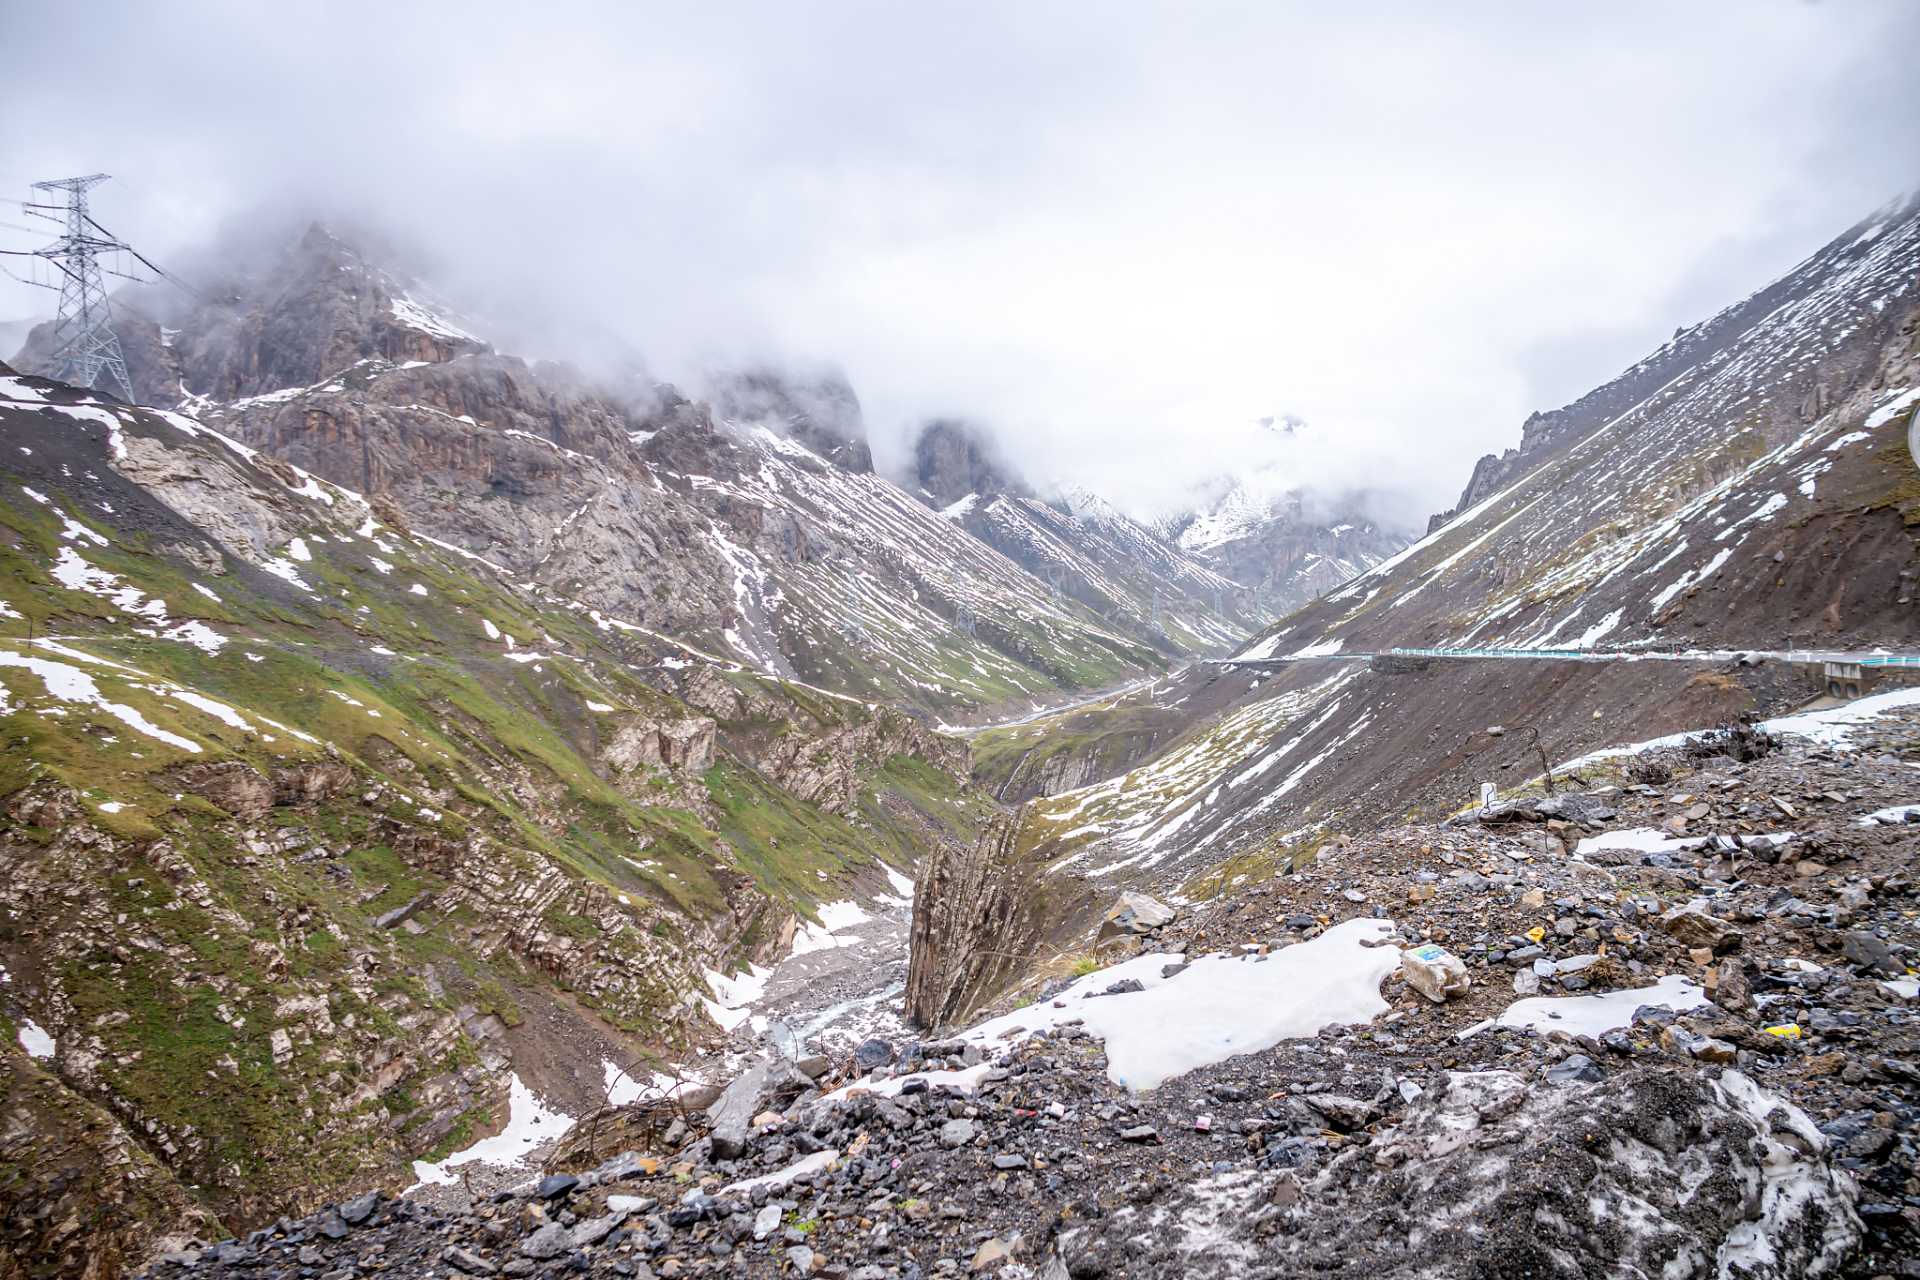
139 712 1920 1279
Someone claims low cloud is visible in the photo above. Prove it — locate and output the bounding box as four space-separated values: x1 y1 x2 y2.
3 1 1916 522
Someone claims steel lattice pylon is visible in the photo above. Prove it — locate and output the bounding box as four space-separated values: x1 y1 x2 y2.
29 174 134 403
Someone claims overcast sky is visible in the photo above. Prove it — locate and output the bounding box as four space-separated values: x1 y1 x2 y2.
3 1 1917 526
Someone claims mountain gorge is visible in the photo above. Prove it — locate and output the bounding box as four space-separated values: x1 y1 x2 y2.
3 183 1920 1279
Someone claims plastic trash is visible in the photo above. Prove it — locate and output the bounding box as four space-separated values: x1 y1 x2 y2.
1525 926 1547 943
1763 1023 1802 1040
1400 943 1472 1003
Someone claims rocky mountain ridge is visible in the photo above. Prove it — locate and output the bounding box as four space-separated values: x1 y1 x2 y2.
12 227 1328 725
0 363 999 1273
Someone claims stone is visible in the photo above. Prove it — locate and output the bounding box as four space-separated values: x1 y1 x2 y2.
1544 1055 1604 1084
853 1038 895 1070
1519 889 1546 908
785 1245 816 1274
1102 978 1145 995
970 1238 1016 1270
537 1174 579 1199
1843 931 1902 976
753 1205 782 1241
1690 1038 1738 1064
1052 1067 1858 1279
1160 962 1190 979
1512 969 1541 995
176 760 275 820
1306 1095 1376 1130
1117 1124 1159 1143
338 1192 380 1226
1660 904 1742 955
1711 965 1752 1012
707 1054 816 1159
939 1118 977 1148
1097 891 1177 943
991 1153 1028 1170
519 1224 575 1260
795 1056 831 1079
571 1214 624 1247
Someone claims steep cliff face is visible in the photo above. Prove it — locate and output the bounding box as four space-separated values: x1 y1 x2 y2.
13 225 486 410
704 366 874 475
0 365 994 1269
903 811 1093 1031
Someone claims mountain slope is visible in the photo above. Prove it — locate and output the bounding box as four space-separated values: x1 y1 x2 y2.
0 364 995 1266
919 188 1920 1020
12 227 1195 724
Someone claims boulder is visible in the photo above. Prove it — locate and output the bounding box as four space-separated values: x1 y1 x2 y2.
1658 904 1743 955
1096 892 1176 944
707 1055 815 1160
1843 931 1902 976
272 760 354 806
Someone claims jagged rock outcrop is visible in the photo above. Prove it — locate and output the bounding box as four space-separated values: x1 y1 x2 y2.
12 225 487 410
905 812 1092 1030
910 419 1032 509
664 663 969 815
705 367 874 474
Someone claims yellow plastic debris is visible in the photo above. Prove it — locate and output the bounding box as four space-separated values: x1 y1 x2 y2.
1525 926 1546 943
1763 1024 1802 1040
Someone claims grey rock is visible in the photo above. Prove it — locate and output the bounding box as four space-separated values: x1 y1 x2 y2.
444 1246 498 1275
1843 931 1901 975
940 1118 978 1148
707 1054 816 1159
1544 1055 1603 1084
1052 1067 1857 1279
992 1153 1029 1170
854 1038 895 1070
570 1214 622 1247
537 1174 579 1199
519 1223 574 1260
1306 1095 1375 1130
338 1192 380 1226
1118 1124 1160 1143
1659 904 1743 955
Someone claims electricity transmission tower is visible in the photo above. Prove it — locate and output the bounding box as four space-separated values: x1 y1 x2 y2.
1149 586 1166 636
9 175 141 401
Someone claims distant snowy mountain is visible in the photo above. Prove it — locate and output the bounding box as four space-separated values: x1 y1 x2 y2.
1155 475 1412 622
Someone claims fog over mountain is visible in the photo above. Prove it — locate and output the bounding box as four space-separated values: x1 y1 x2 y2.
2 1 1918 523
